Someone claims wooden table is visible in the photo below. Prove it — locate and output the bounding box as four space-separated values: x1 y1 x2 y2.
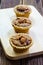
0 0 43 65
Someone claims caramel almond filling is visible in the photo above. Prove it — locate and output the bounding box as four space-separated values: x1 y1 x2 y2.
12 17 31 27
17 6 31 13
10 34 32 47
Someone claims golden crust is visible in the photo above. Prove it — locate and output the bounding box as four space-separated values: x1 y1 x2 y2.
9 33 32 53
14 5 32 18
12 17 32 33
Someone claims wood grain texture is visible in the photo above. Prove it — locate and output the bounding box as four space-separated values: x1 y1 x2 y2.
0 42 20 65
19 55 43 65
1 0 20 8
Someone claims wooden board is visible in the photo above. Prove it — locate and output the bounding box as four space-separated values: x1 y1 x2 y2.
0 5 43 60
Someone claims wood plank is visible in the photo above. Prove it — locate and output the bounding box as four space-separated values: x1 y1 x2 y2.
1 0 20 8
21 55 43 65
0 42 20 65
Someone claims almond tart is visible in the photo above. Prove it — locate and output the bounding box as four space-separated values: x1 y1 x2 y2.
9 33 32 53
12 17 32 33
14 5 32 18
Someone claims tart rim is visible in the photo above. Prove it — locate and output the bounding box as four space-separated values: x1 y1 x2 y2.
14 5 32 15
9 34 32 50
12 17 32 29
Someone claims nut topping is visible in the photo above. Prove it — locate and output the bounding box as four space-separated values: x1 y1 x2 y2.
10 34 32 47
17 6 30 12
20 36 26 43
12 17 31 27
